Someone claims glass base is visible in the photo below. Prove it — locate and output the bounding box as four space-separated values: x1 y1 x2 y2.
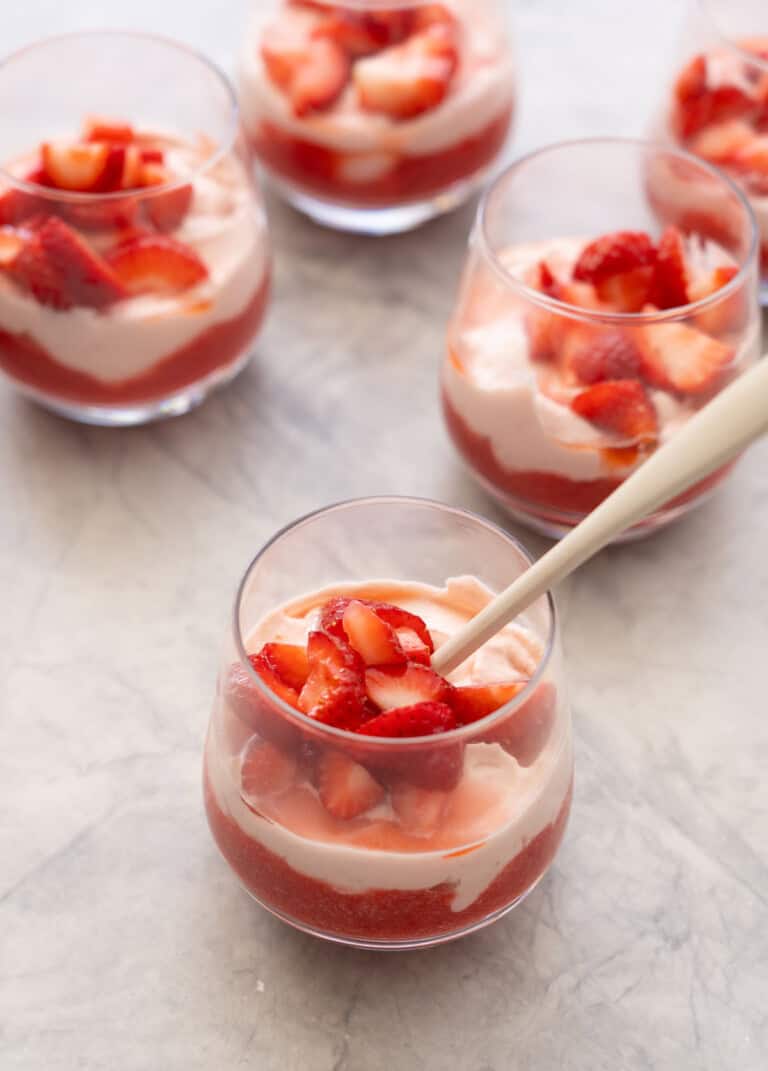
267 170 488 235
7 345 255 427
240 870 547 950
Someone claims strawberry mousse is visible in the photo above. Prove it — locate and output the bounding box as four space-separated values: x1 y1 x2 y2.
663 38 768 291
238 1 515 228
204 577 572 946
0 118 270 421
443 227 760 536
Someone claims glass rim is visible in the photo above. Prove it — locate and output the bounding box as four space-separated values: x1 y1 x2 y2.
475 135 759 326
0 30 240 203
697 1 768 72
232 495 558 748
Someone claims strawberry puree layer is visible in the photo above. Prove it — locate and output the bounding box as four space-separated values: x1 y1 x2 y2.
0 272 270 405
204 766 572 942
251 107 512 206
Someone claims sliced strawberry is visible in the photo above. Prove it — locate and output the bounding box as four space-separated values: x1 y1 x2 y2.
36 217 126 309
688 119 755 164
395 627 432 666
391 782 449 835
290 36 351 117
359 699 457 737
41 141 119 193
64 196 139 233
0 185 42 226
261 20 311 91
731 136 768 193
250 650 302 709
241 739 297 799
139 162 194 231
571 380 658 442
483 681 557 766
139 147 165 165
649 226 689 310
314 9 414 57
562 327 644 385
258 642 310 692
316 749 384 819
342 600 406 666
365 663 454 712
319 596 434 653
7 234 72 310
689 265 745 335
106 235 208 295
225 655 301 748
298 630 368 730
636 321 734 395
573 231 656 285
354 22 458 120
452 682 528 726
524 261 567 362
83 117 135 144
673 55 756 139
0 226 25 267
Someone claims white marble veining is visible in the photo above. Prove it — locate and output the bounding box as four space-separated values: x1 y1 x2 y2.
1 1 767 1069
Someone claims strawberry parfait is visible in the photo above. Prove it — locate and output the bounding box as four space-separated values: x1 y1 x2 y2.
238 1 515 233
0 33 270 424
442 140 761 539
204 498 572 948
655 0 768 301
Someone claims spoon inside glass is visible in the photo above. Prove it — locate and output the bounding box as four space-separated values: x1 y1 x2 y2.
432 353 768 676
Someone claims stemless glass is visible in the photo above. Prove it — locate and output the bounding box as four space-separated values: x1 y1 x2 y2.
203 497 573 950
650 0 768 303
441 138 761 541
0 33 271 426
237 0 516 234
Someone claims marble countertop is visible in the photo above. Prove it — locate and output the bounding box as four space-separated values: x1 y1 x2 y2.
1 2 766 1069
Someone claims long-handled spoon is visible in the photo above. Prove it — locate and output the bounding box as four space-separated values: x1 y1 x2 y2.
432 353 768 676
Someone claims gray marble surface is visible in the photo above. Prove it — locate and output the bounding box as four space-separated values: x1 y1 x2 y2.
1 2 767 1069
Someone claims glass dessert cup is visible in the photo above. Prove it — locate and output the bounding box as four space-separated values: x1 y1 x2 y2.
238 1 515 234
203 497 573 950
651 0 768 304
441 138 761 541
0 33 271 426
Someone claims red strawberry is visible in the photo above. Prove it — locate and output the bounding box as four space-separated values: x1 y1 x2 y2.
573 231 657 284
224 655 301 748
689 119 754 164
41 141 119 193
359 699 457 737
354 22 458 119
365 663 454 712
0 226 25 267
261 20 312 91
139 162 194 232
36 217 126 309
689 265 745 335
636 321 734 395
258 642 310 692
0 185 42 226
319 596 434 653
524 261 567 362
316 750 384 819
298 630 368 730
391 781 449 835
7 233 72 310
452 681 528 726
139 147 165 165
594 267 656 313
649 227 689 310
83 117 135 144
571 380 658 442
314 9 415 57
240 739 297 799
63 196 139 233
395 627 432 666
106 235 208 295
672 55 756 139
290 36 351 117
249 651 302 709
562 328 644 385
342 600 406 666
483 681 557 766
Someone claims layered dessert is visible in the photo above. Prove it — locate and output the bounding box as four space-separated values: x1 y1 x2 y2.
443 228 759 531
663 37 768 282
238 1 515 209
204 577 572 944
0 117 270 411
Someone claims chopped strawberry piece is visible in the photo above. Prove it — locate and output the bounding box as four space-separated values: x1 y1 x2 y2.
250 650 302 709
139 147 165 165
365 663 455 712
36 217 126 309
571 380 658 442
41 141 119 193
106 235 208 295
391 781 449 835
298 630 368 730
484 681 557 766
731 136 768 191
319 596 434 653
6 233 72 310
342 600 406 666
595 267 655 313
83 117 135 144
688 119 755 164
573 231 657 285
261 20 311 91
316 749 384 819
562 327 644 385
0 185 41 226
63 197 139 233
241 739 297 799
139 162 194 231
395 627 432 666
0 226 25 267
636 321 734 395
359 699 457 738
673 55 757 139
290 36 351 117
688 265 744 336
314 9 415 57
258 642 310 692
354 22 458 120
224 655 301 747
524 261 567 361
649 226 689 310
452 681 528 725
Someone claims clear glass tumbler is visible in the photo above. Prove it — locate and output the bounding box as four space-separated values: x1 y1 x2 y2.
650 0 768 303
203 497 573 949
237 1 516 234
0 32 271 425
441 138 761 541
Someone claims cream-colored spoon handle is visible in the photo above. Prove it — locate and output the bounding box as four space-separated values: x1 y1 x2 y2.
432 355 768 675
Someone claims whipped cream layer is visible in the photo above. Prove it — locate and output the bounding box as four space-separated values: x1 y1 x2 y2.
444 237 760 482
0 142 269 383
207 577 572 912
238 2 515 159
